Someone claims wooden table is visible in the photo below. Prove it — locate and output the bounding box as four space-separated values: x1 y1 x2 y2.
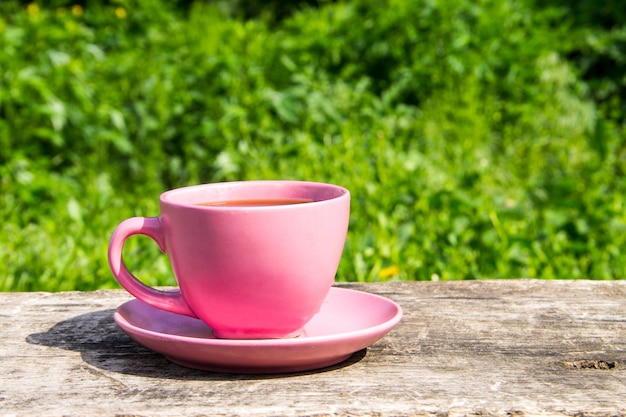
1 280 625 416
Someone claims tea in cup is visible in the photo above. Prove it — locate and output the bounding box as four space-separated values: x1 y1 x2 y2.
108 181 350 339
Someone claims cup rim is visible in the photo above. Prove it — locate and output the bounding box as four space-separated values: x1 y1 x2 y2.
159 180 350 210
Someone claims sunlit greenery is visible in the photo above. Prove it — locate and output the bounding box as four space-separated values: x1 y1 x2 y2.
2 0 626 291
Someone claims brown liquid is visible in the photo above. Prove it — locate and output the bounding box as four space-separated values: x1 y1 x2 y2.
196 198 314 207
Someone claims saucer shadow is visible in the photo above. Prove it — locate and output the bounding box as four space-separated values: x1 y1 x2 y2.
26 309 367 381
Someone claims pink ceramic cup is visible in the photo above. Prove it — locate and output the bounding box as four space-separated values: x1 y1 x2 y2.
108 180 350 339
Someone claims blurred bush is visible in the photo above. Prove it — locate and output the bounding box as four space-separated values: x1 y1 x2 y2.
1 0 625 290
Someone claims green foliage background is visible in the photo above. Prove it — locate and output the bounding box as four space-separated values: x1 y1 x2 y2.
2 0 626 291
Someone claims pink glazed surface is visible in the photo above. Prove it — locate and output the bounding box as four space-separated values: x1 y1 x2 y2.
114 287 403 374
108 181 350 339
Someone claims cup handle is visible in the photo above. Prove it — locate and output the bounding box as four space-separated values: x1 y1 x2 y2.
107 217 196 317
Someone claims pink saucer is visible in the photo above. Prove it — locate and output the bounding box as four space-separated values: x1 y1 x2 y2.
114 287 402 374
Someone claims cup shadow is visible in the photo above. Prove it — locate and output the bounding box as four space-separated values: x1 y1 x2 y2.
26 309 367 381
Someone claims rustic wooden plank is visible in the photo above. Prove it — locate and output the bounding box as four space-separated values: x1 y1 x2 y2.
1 280 625 416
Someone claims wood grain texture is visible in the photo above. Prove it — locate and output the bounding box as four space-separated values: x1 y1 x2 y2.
1 280 625 416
